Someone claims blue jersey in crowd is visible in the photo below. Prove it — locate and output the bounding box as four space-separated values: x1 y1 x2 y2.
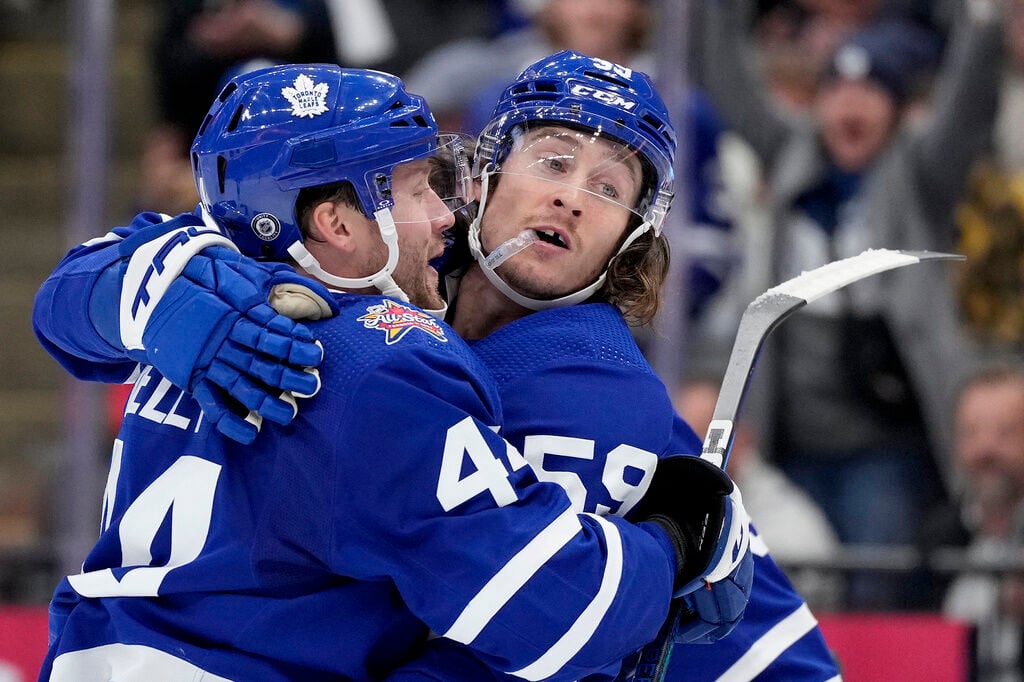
32 212 691 681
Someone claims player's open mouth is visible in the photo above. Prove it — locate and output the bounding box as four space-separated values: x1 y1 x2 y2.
533 229 568 249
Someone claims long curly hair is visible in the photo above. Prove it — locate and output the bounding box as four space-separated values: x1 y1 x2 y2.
598 222 670 326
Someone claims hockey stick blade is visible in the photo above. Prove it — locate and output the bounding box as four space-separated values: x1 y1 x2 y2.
700 248 963 469
625 249 962 682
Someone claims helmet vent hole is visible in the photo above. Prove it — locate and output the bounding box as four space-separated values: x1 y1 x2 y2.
226 105 245 133
217 155 227 194
217 82 237 102
583 69 629 88
197 114 213 137
534 82 557 93
642 114 662 130
413 115 428 128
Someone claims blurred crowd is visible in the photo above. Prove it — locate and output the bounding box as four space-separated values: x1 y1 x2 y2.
40 0 1024 678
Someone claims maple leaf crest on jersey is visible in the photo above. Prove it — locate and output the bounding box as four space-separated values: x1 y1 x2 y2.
357 299 448 345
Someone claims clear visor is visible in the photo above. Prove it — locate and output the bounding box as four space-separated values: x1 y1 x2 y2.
484 125 660 230
432 133 473 212
385 133 474 227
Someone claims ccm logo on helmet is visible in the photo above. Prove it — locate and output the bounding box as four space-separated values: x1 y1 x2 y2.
569 84 637 111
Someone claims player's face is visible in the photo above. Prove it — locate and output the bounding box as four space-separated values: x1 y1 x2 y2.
478 126 643 300
388 158 455 309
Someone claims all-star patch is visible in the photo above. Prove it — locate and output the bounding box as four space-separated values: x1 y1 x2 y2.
282 74 329 119
357 300 448 345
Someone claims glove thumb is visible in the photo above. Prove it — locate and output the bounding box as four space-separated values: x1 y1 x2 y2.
270 282 336 320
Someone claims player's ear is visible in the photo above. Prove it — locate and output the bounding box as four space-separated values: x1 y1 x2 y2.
309 200 362 254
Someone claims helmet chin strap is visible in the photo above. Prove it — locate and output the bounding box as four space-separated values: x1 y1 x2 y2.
467 168 652 311
422 302 448 320
287 207 409 302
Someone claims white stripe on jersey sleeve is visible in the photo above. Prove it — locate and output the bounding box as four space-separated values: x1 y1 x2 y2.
444 507 582 644
509 514 624 681
715 603 821 682
81 231 125 248
51 643 233 681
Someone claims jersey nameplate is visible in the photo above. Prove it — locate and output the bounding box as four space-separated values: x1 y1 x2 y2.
123 366 202 432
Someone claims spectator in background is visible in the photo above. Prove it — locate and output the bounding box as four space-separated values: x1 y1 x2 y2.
956 0 1024 352
943 364 1024 681
750 0 880 110
956 161 1024 350
403 0 654 132
141 0 501 215
144 0 340 214
748 0 949 111
692 0 1005 609
672 376 843 611
995 0 1024 170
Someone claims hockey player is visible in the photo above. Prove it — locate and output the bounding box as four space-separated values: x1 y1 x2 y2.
385 50 843 681
32 63 750 680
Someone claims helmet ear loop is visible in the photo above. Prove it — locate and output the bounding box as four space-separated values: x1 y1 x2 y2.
467 163 497 261
367 207 407 301
599 217 653 289
285 206 409 301
618 219 653 254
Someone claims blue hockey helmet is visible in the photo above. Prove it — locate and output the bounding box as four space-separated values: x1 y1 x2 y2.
475 49 676 236
469 50 678 310
191 63 461 298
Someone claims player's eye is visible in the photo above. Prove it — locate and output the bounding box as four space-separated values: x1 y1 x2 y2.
533 153 572 175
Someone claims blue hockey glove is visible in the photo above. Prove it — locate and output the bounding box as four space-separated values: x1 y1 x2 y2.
144 246 333 442
621 538 754 682
111 225 336 443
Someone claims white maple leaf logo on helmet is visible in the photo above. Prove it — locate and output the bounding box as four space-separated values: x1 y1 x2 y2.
282 74 330 119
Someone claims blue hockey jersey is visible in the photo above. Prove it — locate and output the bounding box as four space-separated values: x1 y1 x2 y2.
391 303 842 680
32 212 689 681
475 304 842 681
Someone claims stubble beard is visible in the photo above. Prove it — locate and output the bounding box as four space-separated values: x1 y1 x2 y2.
394 240 445 310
